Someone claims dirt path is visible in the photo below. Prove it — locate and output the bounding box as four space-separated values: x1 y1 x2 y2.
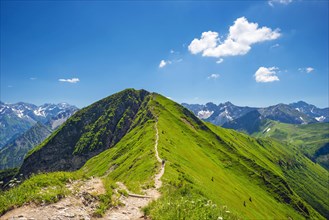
2 122 165 220
1 177 105 220
154 122 165 189
103 121 165 219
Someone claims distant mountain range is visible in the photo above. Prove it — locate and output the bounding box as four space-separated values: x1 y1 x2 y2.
182 101 328 126
0 102 78 149
1 89 327 219
0 102 78 170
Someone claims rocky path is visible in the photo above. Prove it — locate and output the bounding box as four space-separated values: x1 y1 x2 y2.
1 177 105 220
1 122 164 220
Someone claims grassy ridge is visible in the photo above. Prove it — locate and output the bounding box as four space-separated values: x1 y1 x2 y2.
147 94 327 219
1 92 328 219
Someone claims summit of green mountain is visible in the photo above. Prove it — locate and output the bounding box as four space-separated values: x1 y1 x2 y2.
1 89 328 219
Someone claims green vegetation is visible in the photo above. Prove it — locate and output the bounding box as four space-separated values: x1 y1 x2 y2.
0 172 82 215
93 177 114 217
253 121 329 169
146 94 326 219
144 185 240 220
21 89 150 175
1 90 328 219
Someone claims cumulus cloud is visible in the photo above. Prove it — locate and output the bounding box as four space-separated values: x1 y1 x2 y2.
189 31 219 54
298 67 314 73
58 78 80 83
254 67 280 83
188 17 281 58
159 60 167 68
207 74 220 79
268 0 293 7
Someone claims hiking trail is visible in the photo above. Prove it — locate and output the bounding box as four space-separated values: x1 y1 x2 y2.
2 122 165 220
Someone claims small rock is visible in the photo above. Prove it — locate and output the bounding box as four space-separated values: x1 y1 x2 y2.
64 213 76 218
18 215 24 218
54 205 65 210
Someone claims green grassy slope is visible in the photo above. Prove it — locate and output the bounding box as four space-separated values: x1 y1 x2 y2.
147 94 327 219
1 92 328 219
253 121 329 169
20 89 150 175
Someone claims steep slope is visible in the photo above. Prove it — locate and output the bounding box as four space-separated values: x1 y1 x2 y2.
222 110 265 134
20 89 150 176
224 113 329 170
2 90 328 219
148 94 328 219
253 121 329 169
0 123 52 170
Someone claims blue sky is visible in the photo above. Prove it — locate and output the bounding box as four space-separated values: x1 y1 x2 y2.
1 0 328 108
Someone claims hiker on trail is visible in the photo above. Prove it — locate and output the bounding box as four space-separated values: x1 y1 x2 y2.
162 159 165 166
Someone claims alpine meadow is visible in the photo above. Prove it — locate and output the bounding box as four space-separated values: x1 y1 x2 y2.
1 1 328 220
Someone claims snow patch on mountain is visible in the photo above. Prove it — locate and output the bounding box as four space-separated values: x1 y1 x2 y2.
33 107 46 117
12 109 25 118
315 116 326 122
197 110 214 119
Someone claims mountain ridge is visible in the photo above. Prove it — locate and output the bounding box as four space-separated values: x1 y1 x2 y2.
182 101 328 126
0 101 78 149
20 89 150 175
1 89 328 219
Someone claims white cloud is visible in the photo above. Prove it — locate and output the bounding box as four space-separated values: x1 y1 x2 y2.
254 67 280 83
216 58 224 64
271 43 280 48
298 67 314 73
188 17 281 58
170 49 175 54
188 31 219 54
159 59 181 68
159 60 167 68
207 74 220 79
58 78 80 83
306 67 314 73
268 0 293 7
